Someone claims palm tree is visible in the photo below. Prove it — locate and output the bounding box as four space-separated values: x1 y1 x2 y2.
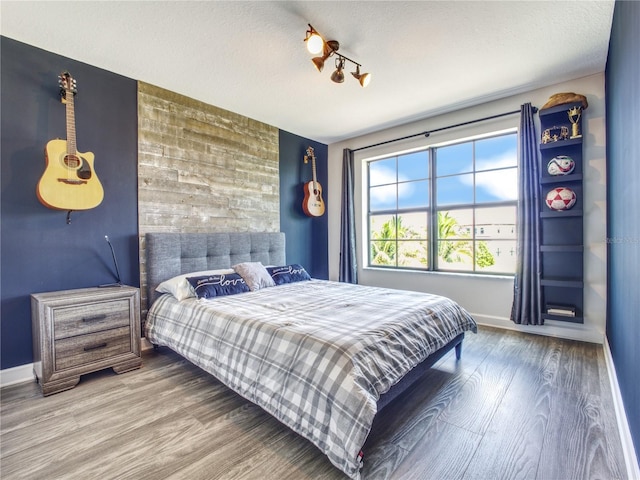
371 216 419 266
370 216 397 265
438 212 473 264
371 212 495 269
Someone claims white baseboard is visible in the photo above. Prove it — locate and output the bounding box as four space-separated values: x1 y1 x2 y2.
472 313 605 344
0 363 34 388
1 340 155 389
604 338 640 480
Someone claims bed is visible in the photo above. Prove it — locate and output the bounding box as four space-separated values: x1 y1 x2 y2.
144 232 477 479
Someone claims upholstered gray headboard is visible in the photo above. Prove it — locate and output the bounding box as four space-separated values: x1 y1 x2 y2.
145 232 285 308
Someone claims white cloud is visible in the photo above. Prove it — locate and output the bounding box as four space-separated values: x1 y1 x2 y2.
475 147 517 171
460 149 518 200
369 165 415 204
369 165 395 186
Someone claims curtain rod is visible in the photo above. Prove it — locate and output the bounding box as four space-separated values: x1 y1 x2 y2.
352 107 536 153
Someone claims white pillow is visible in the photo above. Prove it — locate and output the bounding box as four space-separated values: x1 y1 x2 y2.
156 268 235 300
232 262 275 291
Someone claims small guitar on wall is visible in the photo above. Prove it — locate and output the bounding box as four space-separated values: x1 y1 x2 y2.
302 146 325 217
37 71 104 212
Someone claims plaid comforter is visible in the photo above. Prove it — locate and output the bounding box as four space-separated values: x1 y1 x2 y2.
146 280 476 478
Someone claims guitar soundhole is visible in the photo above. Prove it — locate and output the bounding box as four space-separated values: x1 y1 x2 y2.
63 155 92 180
64 154 80 169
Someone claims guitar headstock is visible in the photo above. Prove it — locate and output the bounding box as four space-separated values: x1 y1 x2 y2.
58 71 77 103
304 146 315 164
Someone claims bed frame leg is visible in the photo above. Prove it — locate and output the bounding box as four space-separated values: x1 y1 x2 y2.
455 341 462 360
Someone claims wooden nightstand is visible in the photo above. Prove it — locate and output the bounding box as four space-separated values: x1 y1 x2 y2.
31 286 142 396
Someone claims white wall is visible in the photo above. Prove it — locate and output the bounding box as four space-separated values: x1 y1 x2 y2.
327 74 606 344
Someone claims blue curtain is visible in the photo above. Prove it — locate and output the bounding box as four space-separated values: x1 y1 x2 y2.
339 148 358 283
511 103 542 325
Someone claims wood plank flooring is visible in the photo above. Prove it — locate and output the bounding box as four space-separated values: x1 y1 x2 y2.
0 326 627 479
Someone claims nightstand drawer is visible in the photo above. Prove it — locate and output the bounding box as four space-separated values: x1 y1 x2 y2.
53 299 131 340
55 326 132 370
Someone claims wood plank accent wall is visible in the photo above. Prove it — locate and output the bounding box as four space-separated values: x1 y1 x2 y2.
137 81 280 315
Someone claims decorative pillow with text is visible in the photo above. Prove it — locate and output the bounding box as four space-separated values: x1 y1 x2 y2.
187 273 250 299
156 268 235 300
266 264 311 285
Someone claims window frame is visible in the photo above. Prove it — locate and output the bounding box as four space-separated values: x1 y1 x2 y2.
365 129 518 275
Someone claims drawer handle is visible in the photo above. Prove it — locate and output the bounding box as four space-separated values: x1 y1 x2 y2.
82 314 107 323
83 342 107 352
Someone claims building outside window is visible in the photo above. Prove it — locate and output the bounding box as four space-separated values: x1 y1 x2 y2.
367 131 518 274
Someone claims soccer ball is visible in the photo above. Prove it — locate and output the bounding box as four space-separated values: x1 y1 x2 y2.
547 155 575 175
545 187 577 210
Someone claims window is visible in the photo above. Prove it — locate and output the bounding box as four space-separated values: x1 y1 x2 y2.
367 131 517 274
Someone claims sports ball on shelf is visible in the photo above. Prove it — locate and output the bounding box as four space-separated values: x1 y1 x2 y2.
545 187 577 211
547 155 575 175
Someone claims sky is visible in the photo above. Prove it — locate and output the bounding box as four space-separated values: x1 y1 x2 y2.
369 132 518 211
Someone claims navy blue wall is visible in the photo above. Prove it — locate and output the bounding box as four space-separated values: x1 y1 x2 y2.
605 0 640 463
278 131 329 280
1 37 139 369
1 38 328 371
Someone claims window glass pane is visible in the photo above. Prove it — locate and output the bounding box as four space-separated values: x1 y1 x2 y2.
398 151 428 181
369 158 396 186
475 206 516 239
366 130 518 274
370 214 396 239
436 142 473 176
438 209 473 240
437 239 473 271
398 240 428 268
370 184 396 211
398 180 429 210
475 168 517 202
370 240 396 266
475 134 517 171
437 174 473 205
475 240 517 273
399 211 428 239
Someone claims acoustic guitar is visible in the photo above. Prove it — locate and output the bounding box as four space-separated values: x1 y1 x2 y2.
302 146 325 217
37 71 104 211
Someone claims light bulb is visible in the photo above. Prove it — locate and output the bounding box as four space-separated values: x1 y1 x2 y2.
306 33 324 55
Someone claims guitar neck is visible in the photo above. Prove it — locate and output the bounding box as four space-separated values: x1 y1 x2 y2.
65 91 77 155
311 155 318 187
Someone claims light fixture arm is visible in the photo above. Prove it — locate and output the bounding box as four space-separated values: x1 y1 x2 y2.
334 53 361 70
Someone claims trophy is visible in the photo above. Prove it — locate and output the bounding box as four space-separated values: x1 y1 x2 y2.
568 106 582 139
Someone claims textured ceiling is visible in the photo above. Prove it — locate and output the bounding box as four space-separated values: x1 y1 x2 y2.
1 1 614 144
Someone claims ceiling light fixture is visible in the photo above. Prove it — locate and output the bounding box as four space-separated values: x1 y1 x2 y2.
304 24 371 87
